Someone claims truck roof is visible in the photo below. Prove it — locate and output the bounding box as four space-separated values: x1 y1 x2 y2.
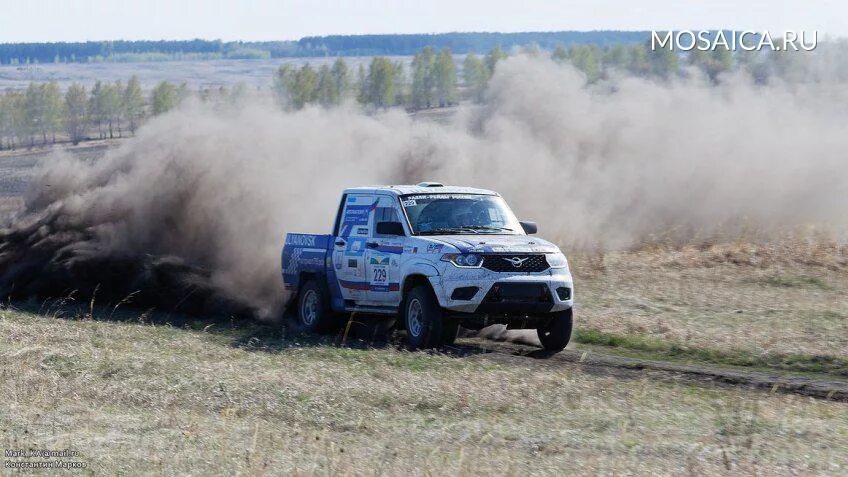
343 183 499 196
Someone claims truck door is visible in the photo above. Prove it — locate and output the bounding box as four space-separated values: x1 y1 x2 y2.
332 193 378 303
364 196 404 305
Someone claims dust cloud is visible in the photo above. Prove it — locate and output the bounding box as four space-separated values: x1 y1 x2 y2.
1 55 846 318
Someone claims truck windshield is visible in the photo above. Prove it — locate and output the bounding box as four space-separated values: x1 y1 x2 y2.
400 194 523 235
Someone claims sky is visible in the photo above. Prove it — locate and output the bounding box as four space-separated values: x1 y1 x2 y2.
1 0 845 42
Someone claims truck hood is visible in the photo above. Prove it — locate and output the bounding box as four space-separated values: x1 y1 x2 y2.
424 235 561 254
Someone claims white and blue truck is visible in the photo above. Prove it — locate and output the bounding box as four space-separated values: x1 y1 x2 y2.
281 183 574 351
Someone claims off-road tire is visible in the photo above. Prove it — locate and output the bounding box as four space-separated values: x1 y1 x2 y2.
403 285 445 349
537 308 573 352
297 280 335 333
441 319 460 346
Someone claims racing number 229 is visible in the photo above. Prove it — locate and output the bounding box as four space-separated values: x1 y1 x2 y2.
372 267 387 283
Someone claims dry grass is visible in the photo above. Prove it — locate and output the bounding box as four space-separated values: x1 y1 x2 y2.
571 238 848 359
1 308 847 475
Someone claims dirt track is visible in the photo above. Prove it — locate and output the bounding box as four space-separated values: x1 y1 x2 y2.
466 340 848 402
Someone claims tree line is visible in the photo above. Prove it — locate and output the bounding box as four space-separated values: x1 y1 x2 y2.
0 77 190 149
0 32 648 64
0 39 289 64
0 45 503 149
273 46 509 111
272 42 808 111
295 31 647 56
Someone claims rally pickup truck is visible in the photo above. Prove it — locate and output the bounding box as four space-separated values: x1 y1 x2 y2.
281 183 574 351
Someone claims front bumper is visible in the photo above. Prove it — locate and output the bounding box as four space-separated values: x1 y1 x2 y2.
430 264 574 314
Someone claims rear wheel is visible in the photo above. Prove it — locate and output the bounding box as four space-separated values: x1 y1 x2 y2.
297 280 335 333
403 285 445 349
537 308 573 352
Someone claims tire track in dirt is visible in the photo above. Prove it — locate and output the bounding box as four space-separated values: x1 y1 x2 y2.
463 340 848 402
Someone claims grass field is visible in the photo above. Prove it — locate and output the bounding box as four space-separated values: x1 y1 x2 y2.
568 240 848 374
1 308 847 475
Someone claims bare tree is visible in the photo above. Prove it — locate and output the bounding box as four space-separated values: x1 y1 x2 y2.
65 83 87 145
123 76 145 135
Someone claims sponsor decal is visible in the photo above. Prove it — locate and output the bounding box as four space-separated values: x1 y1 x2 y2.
343 200 379 226
426 243 444 253
345 237 366 256
286 251 325 273
375 244 404 254
286 234 316 247
338 279 370 290
297 256 325 267
369 256 390 265
370 283 397 292
339 199 379 237
338 279 399 292
406 194 487 201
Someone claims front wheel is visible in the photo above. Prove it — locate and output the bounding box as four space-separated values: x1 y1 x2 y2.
403 285 445 349
537 308 573 352
441 319 459 346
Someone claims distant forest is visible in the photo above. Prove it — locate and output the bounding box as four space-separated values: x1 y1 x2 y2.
3 38 823 151
0 31 649 64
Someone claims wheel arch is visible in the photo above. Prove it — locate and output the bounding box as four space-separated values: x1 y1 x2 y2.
402 273 434 297
298 271 319 287
399 261 442 306
286 271 321 310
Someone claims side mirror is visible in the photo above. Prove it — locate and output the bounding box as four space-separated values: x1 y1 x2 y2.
520 221 537 235
376 221 405 236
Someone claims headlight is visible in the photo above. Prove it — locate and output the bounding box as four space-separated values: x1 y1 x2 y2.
547 252 569 270
441 253 483 268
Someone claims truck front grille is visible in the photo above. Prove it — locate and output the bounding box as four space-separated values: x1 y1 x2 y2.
482 254 550 273
475 282 555 314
